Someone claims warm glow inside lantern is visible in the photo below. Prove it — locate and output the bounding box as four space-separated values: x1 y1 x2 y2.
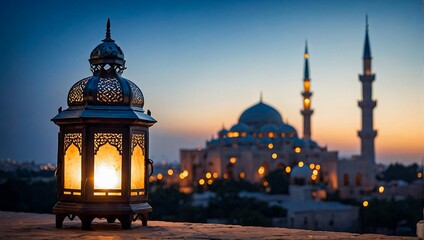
52 19 156 230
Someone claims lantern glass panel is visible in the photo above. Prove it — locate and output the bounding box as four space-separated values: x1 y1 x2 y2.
131 144 145 190
64 144 82 190
94 143 122 190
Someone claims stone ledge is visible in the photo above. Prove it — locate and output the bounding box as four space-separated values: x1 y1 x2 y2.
0 211 415 239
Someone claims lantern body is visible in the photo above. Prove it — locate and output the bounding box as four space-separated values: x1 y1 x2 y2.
52 20 156 230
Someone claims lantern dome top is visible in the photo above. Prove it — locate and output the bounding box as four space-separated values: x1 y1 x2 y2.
89 19 126 75
53 19 155 124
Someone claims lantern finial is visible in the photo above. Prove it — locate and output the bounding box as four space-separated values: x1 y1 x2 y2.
103 18 114 42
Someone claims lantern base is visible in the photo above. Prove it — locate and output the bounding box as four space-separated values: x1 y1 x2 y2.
52 201 152 230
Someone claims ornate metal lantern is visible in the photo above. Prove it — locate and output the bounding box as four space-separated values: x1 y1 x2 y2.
52 19 156 230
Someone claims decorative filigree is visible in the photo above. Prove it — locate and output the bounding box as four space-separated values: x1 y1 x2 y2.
96 77 123 103
131 134 145 153
68 77 90 105
64 133 82 153
128 80 144 107
94 133 122 154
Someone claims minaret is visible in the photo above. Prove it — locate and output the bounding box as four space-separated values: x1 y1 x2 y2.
358 16 377 164
301 41 313 141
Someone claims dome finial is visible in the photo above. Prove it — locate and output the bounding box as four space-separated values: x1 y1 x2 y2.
103 18 114 42
366 14 369 31
260 91 263 103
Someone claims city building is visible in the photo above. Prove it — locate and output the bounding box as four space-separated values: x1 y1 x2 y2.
180 20 377 200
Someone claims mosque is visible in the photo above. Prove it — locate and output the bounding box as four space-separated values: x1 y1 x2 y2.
180 21 377 200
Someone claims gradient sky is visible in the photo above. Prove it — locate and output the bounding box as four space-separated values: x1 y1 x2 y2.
0 0 423 165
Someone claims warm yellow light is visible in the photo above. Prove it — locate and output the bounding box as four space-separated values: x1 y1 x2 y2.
268 132 275 138
418 172 422 178
304 98 311 108
268 143 274 149
272 153 278 159
239 172 245 179
229 157 237 164
149 176 154 182
223 173 228 179
304 81 310 92
316 164 321 170
378 186 385 193
311 175 317 180
179 173 184 179
304 53 309 59
258 166 265 175
298 161 304 167
295 147 301 153
309 163 315 169
206 172 212 179
285 166 291 173
182 170 189 177
228 132 239 138
157 173 163 181
207 179 213 185
363 201 369 207
213 172 218 178
199 178 205 185
312 169 318 176
131 144 145 190
94 143 121 190
64 144 81 190
263 181 269 187
167 169 174 176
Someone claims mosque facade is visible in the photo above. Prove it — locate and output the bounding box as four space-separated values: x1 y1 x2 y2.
180 22 377 200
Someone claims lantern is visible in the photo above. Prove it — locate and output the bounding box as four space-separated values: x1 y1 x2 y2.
52 19 156 230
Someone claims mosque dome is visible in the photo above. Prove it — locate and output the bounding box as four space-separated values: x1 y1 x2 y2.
278 124 297 136
66 19 144 109
260 123 278 133
230 122 252 133
239 101 283 128
218 127 228 136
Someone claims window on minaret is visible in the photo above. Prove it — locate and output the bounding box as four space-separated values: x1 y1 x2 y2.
304 98 311 109
304 81 310 92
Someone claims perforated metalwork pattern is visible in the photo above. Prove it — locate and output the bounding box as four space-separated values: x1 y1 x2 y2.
128 80 144 107
68 77 90 105
96 77 123 104
131 133 145 153
94 133 123 154
64 133 82 153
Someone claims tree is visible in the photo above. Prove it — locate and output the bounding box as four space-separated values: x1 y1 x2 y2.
264 169 289 194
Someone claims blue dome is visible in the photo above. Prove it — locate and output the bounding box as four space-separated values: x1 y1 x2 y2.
260 123 278 133
239 102 283 128
218 127 228 136
278 124 297 134
230 122 252 133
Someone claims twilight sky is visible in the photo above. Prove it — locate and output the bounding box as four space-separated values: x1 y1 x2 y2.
0 0 423 165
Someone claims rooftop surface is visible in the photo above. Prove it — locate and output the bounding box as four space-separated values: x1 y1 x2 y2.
0 211 416 240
